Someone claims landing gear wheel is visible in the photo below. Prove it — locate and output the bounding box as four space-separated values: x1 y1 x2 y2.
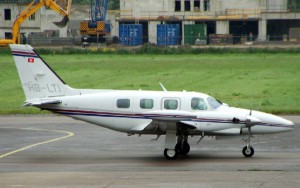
242 146 255 158
164 149 178 160
175 141 190 155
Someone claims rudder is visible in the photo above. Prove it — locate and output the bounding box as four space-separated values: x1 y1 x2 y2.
10 44 69 100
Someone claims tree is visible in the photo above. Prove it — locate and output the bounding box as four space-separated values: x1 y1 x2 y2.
109 0 119 10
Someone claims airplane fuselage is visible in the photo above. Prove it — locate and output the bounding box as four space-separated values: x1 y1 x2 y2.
41 90 294 136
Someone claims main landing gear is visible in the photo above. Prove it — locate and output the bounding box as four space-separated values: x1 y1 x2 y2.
176 135 190 155
163 128 190 159
164 141 191 160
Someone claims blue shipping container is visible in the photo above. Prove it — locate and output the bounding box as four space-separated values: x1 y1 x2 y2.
157 24 180 45
105 23 111 33
119 24 143 46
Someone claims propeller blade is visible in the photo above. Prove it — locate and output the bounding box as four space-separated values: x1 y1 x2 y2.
245 115 261 127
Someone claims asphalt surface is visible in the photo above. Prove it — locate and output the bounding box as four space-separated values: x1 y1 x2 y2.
0 115 299 188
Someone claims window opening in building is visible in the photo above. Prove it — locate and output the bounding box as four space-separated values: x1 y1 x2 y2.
29 13 35 21
117 99 130 108
4 9 11 20
204 0 210 11
194 0 200 11
140 99 154 109
185 0 191 11
175 0 181 12
5 32 12 39
164 99 179 110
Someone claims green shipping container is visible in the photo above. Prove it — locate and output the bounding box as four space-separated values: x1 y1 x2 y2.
288 0 300 12
184 24 207 45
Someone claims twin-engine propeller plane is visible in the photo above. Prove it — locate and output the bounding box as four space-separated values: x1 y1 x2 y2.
10 44 294 159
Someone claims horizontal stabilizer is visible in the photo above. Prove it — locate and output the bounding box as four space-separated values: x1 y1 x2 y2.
23 98 62 106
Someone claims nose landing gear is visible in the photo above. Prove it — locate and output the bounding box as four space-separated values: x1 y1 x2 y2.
242 126 255 157
242 145 254 157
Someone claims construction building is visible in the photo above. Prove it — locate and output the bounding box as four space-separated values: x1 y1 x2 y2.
1 0 300 46
118 0 300 44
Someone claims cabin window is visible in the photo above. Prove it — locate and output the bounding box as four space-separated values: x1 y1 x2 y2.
191 97 207 110
164 99 178 110
4 9 11 20
140 99 154 109
117 99 130 108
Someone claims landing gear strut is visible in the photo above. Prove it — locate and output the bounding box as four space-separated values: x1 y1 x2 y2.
164 127 178 160
242 126 255 157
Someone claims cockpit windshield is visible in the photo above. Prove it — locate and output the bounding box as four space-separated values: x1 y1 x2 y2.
207 97 222 110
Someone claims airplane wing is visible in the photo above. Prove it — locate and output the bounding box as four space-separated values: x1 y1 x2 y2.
142 110 197 121
23 98 62 106
131 110 198 131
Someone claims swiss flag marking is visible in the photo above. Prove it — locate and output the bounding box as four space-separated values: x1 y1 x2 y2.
28 58 34 63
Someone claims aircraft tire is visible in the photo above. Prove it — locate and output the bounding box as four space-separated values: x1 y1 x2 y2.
176 141 190 155
242 146 254 157
164 149 178 159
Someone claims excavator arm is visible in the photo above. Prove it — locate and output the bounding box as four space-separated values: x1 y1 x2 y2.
0 0 72 46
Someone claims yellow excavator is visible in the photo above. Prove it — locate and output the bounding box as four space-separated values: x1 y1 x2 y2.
0 0 72 47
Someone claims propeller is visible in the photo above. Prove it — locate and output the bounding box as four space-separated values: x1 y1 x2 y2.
245 110 261 127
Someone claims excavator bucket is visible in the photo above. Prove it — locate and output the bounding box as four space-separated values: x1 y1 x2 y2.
53 15 69 27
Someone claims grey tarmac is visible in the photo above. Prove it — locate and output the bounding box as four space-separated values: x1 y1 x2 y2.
0 115 300 188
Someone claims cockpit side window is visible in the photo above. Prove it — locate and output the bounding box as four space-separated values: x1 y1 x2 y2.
191 97 208 110
207 97 222 110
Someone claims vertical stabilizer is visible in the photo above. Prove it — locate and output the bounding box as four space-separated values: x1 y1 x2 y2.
10 44 69 100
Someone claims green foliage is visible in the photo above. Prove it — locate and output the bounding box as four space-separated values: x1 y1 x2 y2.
0 47 10 54
14 45 300 55
1 52 300 114
109 0 119 10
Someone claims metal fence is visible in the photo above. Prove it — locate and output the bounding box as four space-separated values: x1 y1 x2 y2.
24 34 300 47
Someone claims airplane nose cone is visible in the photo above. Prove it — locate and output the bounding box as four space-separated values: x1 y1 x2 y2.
283 119 295 129
252 110 295 132
278 118 295 129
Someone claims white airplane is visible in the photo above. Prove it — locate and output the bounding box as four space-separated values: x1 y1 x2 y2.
10 44 294 159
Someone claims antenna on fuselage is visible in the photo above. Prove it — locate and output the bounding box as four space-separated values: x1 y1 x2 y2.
159 82 167 92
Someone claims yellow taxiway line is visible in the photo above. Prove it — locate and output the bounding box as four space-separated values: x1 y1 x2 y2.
0 127 74 159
